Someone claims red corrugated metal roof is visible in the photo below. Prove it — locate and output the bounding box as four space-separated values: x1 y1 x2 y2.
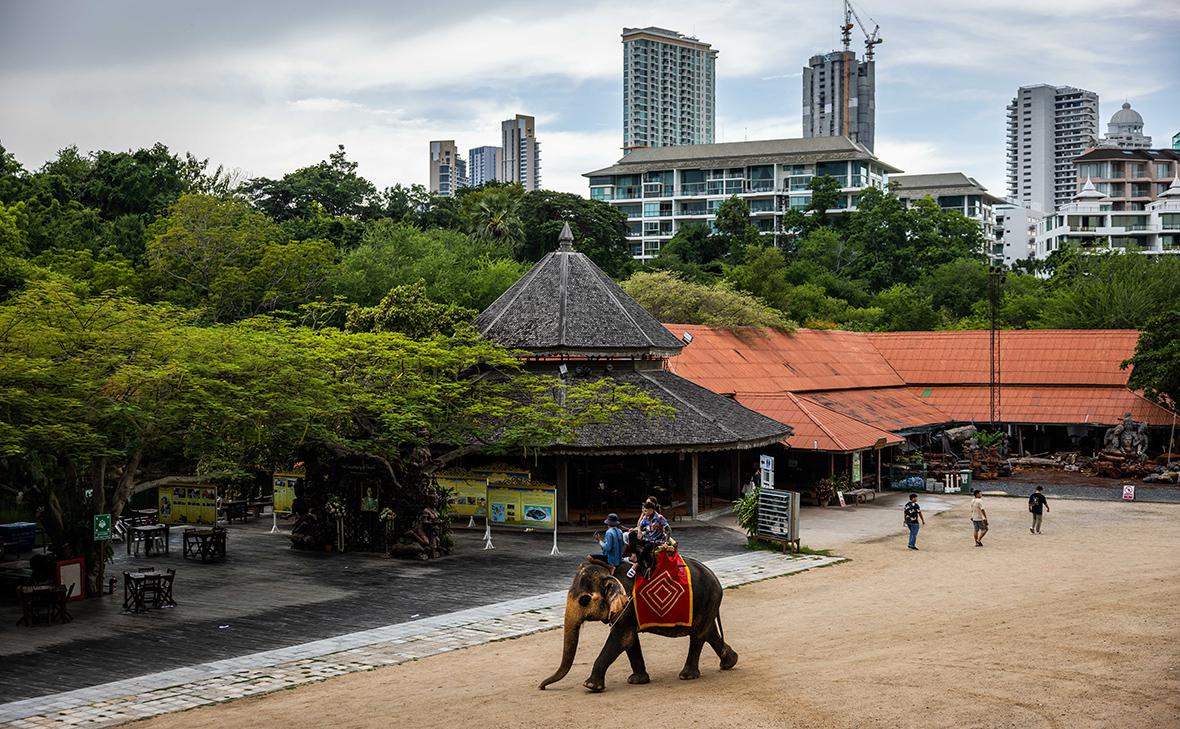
802 388 950 431
666 325 903 393
910 386 1176 426
868 330 1141 387
737 393 903 452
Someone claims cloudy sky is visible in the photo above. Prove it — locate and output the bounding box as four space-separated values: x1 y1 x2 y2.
1 0 1177 197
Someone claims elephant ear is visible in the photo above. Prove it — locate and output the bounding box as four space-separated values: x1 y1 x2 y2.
603 575 628 621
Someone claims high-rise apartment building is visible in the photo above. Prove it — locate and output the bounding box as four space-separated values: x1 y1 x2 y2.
468 145 501 187
501 115 541 191
802 50 876 152
1005 84 1099 213
621 27 716 151
429 140 466 197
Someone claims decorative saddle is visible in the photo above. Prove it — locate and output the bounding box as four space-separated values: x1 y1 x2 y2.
632 541 693 630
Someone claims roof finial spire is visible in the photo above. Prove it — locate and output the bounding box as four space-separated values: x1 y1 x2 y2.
557 221 574 252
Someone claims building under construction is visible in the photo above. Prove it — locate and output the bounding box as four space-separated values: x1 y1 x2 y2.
802 0 880 152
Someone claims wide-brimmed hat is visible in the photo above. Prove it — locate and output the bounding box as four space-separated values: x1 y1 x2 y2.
603 513 620 526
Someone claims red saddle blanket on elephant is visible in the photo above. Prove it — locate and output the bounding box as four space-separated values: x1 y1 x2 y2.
632 549 693 630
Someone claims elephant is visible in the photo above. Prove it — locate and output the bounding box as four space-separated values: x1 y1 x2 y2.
538 535 737 692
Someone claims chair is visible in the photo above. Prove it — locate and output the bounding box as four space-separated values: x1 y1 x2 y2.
149 528 167 555
156 568 177 607
50 584 73 624
139 574 162 610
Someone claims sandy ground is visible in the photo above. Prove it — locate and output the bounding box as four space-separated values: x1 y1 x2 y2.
137 496 1180 729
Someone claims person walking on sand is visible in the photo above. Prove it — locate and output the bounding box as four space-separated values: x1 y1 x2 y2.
971 489 988 546
903 493 925 550
1028 486 1049 534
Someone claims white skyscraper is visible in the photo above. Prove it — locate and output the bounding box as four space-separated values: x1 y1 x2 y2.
1005 84 1099 213
468 145 501 187
428 140 466 197
501 115 540 191
621 27 716 152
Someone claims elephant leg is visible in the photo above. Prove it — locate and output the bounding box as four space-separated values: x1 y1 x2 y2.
584 627 635 692
679 633 705 680
625 639 650 685
705 620 739 670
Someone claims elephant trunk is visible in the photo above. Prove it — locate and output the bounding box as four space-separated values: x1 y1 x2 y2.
538 595 583 689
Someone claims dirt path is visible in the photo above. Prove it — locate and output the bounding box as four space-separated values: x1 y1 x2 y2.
137 497 1180 729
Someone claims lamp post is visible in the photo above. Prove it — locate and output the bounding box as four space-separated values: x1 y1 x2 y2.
988 265 1006 427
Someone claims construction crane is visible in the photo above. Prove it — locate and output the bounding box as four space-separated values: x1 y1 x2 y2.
841 0 883 60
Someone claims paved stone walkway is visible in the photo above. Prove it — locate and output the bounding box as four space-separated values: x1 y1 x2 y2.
0 551 839 728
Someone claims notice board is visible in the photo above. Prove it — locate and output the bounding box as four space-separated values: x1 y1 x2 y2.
158 485 218 525
487 482 556 531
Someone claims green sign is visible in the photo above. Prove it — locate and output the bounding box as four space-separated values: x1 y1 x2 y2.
93 513 113 541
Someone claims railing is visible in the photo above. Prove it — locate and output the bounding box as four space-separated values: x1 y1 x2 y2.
679 183 707 196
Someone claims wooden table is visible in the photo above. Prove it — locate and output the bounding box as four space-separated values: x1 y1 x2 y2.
182 527 227 562
223 500 250 524
127 523 170 556
16 584 71 625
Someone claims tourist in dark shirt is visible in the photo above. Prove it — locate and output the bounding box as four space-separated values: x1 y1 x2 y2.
903 493 925 550
1028 486 1049 534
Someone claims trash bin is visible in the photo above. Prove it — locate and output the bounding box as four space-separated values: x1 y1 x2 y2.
960 469 973 490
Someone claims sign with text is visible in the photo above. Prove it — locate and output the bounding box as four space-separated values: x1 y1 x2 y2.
487 482 556 531
272 472 301 513
93 513 112 541
471 467 531 483
760 454 775 489
1122 484 1136 501
437 474 490 517
158 485 217 525
852 452 863 483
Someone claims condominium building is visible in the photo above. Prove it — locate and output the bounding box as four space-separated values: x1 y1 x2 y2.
501 115 541 191
890 172 1003 242
468 145 501 188
1173 131 1179 150
993 204 1045 267
1097 102 1152 150
584 137 899 260
622 27 716 151
1005 84 1099 213
1073 148 1180 210
802 50 876 152
428 140 466 197
1035 176 1180 258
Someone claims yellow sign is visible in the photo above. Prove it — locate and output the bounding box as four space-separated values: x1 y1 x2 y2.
437 474 489 517
472 466 530 483
488 481 556 531
158 485 217 525
272 472 301 513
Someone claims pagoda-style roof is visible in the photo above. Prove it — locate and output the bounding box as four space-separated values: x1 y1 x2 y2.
475 224 684 358
552 367 792 455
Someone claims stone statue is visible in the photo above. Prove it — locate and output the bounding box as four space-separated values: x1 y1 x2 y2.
1103 412 1148 462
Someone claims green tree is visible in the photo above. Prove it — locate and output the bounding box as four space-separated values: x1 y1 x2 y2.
658 221 727 266
1039 251 1180 329
462 184 525 254
346 281 477 338
518 191 631 277
872 284 941 331
328 220 527 311
713 195 762 259
243 145 377 221
620 270 794 329
919 258 989 319
807 174 843 225
1124 305 1180 408
147 194 335 320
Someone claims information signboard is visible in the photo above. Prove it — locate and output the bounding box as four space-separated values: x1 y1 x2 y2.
852 452 862 483
272 472 301 513
756 488 799 544
437 474 490 517
472 467 531 483
760 454 775 489
487 482 556 531
158 485 217 525
93 513 112 541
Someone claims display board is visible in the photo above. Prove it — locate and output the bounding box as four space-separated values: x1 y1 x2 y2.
471 466 531 483
272 471 301 513
487 481 556 531
852 452 863 483
436 474 490 517
158 485 218 525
